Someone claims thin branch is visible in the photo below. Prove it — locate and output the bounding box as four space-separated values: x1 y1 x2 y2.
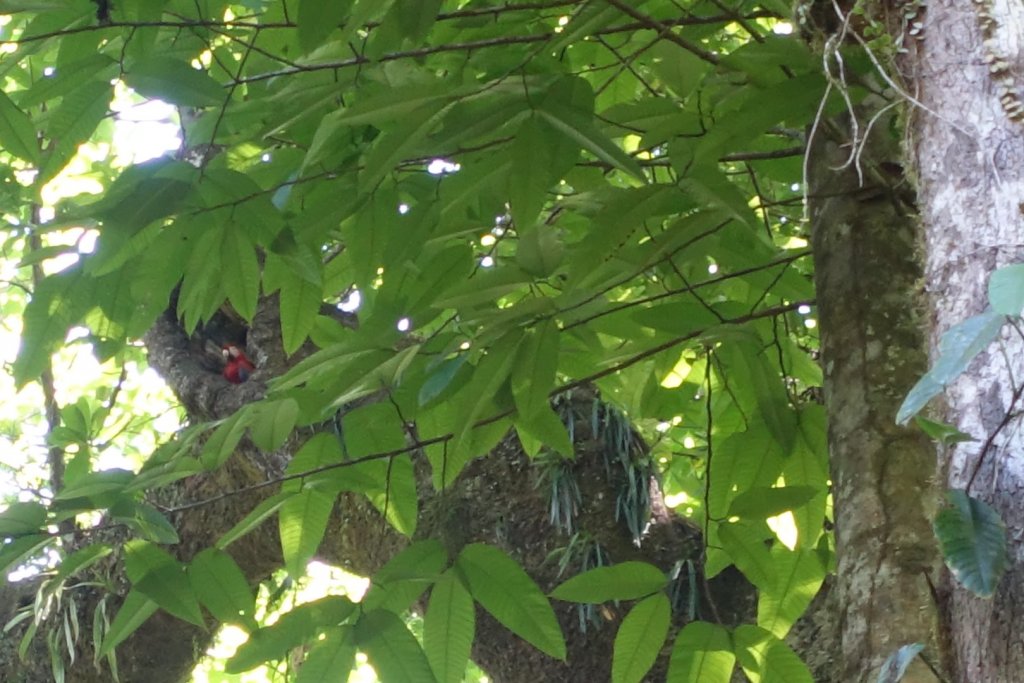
601 0 720 65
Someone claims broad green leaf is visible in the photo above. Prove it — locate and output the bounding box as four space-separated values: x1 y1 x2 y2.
733 625 812 683
296 626 356 683
200 410 253 470
43 544 112 593
123 57 224 107
0 501 47 536
279 265 323 355
135 562 205 627
221 224 260 322
612 593 670 683
189 549 258 631
356 609 438 683
514 403 573 458
109 500 180 544
97 590 158 658
54 468 133 501
727 486 819 520
717 522 775 591
424 570 475 683
456 543 565 659
538 100 646 182
0 90 39 163
217 491 294 549
249 398 300 451
511 319 559 419
551 561 667 603
988 264 1024 314
0 535 51 575
363 540 448 613
226 596 356 673
392 0 443 43
37 79 111 186
297 0 352 52
757 547 825 638
516 225 565 277
897 310 1004 424
934 489 1007 597
667 621 735 683
279 488 335 577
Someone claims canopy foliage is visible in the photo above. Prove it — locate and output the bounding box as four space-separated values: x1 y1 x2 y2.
0 1 852 681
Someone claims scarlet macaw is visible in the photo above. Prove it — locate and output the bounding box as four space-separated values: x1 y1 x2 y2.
222 343 255 383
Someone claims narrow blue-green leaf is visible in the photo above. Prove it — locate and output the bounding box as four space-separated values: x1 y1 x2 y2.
988 264 1024 315
279 489 335 577
456 543 565 659
667 621 735 683
424 570 475 683
0 90 39 163
935 489 1007 597
551 561 667 603
897 310 1004 424
612 593 670 683
876 643 925 683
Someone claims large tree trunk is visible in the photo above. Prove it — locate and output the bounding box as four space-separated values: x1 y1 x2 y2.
902 0 1024 679
809 104 942 682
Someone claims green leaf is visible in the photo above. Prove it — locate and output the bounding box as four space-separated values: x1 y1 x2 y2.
897 310 1005 424
249 398 300 451
279 488 335 577
667 621 735 683
914 416 975 445
756 547 825 639
279 266 323 355
226 596 356 673
988 264 1024 314
97 589 158 658
356 609 438 683
297 0 351 52
0 90 39 163
363 540 448 613
189 548 258 631
516 225 565 277
551 561 667 603
514 403 573 458
876 643 925 683
0 501 47 536
511 319 559 419
123 57 224 107
455 543 565 659
934 489 1008 597
296 626 357 683
612 593 670 683
717 522 775 591
727 486 819 520
221 224 260 322
217 491 294 549
125 542 204 627
424 570 475 683
538 89 646 182
200 410 253 470
733 625 813 683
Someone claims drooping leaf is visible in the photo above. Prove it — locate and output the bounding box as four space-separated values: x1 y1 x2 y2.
551 561 667 603
188 549 258 631
0 90 39 163
356 609 438 683
733 625 813 683
279 488 336 577
456 543 565 659
611 593 671 683
934 489 1007 597
666 621 735 683
123 57 224 107
424 570 475 683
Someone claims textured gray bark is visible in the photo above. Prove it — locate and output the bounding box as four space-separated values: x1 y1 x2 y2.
901 0 1024 678
809 105 942 682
